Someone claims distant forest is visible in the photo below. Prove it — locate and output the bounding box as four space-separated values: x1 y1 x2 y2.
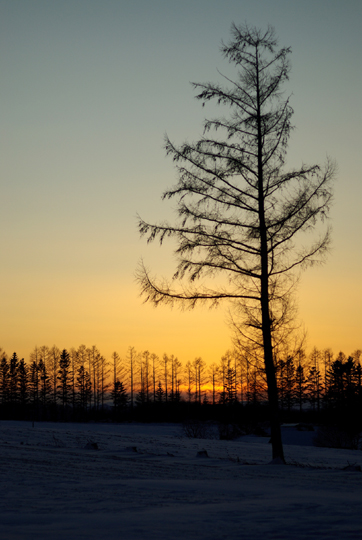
1 344 361 443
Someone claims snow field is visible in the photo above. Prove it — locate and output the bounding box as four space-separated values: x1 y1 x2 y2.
1 421 362 540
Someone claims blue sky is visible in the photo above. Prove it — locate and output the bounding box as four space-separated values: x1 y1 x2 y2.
1 0 361 362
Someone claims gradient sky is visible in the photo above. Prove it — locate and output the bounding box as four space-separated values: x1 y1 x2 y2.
1 0 361 364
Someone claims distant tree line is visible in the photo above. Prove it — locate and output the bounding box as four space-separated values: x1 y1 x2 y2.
0 344 361 430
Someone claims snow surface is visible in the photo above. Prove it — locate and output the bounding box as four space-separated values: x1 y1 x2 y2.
1 420 362 540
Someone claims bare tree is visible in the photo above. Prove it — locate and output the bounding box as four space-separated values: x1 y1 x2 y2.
137 24 335 461
69 348 79 410
185 360 193 404
163 354 169 403
208 362 219 405
47 346 60 406
193 357 207 404
111 351 119 388
77 344 88 370
127 346 136 411
142 350 151 403
151 353 159 402
8 352 20 407
173 356 183 401
98 355 110 412
89 345 101 410
295 348 306 414
76 364 92 414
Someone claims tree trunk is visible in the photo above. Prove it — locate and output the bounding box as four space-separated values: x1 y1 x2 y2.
257 50 285 463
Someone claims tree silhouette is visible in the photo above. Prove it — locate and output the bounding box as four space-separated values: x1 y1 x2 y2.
18 358 28 412
277 355 296 414
127 346 136 412
48 346 61 407
295 361 306 414
306 348 323 414
155 380 164 402
9 352 20 407
29 360 39 403
193 357 207 404
76 365 92 414
219 351 237 405
0 354 9 407
1 340 362 430
38 358 52 411
58 349 71 413
111 380 128 419
137 24 335 461
208 363 219 405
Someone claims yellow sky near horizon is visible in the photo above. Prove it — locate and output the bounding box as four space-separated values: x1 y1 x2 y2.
1 264 360 365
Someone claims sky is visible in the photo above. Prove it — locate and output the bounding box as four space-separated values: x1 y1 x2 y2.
1 0 361 365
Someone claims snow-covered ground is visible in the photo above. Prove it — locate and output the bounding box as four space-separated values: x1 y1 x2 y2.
1 420 362 540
